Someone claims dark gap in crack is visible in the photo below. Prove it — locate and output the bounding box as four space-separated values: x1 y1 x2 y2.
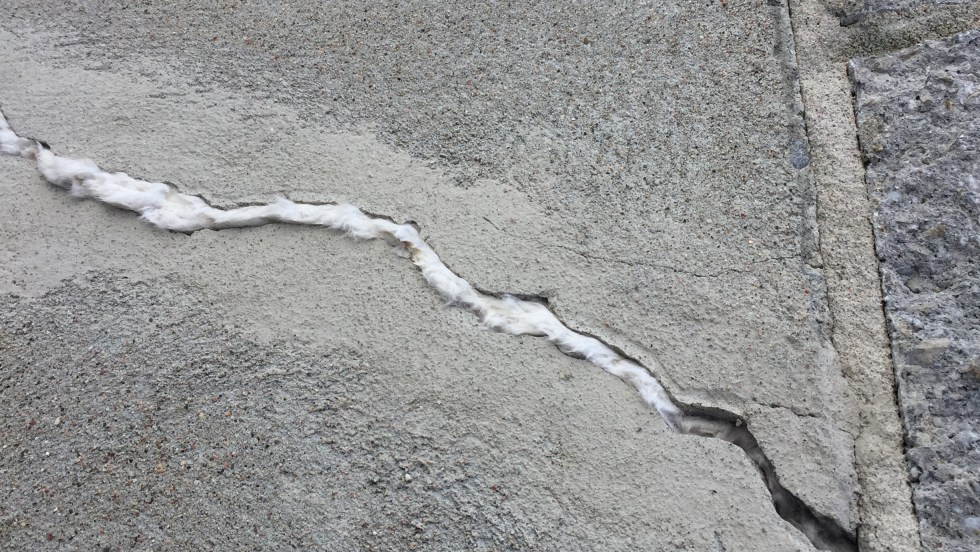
217 198 270 208
527 322 857 551
280 197 336 207
680 409 856 551
758 400 821 420
483 289 551 305
489 276 856 550
846 70 874 172
12 133 49 151
353 204 407 227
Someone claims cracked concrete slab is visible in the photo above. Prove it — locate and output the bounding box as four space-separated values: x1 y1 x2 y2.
0 1 856 429
0 0 940 549
0 19 845 547
4 269 817 551
0 147 818 552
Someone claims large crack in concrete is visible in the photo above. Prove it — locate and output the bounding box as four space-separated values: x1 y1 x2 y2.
0 108 857 551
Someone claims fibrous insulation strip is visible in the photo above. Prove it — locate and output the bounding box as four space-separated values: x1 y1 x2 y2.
0 108 855 552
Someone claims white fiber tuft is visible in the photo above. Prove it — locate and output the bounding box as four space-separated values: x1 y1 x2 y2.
1 115 682 427
0 110 39 157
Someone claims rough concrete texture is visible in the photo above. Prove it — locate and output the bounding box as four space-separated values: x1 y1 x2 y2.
0 1 854 432
0 0 969 550
3 272 817 551
851 30 980 551
0 151 814 552
788 1 980 549
0 6 845 547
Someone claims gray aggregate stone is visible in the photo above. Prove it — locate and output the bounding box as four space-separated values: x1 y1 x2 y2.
853 0 974 14
851 29 980 552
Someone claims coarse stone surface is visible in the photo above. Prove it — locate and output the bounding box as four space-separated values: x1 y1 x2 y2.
851 29 980 552
849 0 974 16
829 0 980 29
788 1 931 549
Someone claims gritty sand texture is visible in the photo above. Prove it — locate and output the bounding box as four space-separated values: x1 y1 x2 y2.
0 161 813 552
0 0 977 550
0 19 824 549
851 30 980 552
0 4 866 536
1 271 816 551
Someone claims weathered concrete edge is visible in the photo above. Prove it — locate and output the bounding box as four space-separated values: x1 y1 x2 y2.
787 1 922 550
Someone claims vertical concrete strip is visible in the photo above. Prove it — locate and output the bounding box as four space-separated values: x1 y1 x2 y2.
787 1 921 550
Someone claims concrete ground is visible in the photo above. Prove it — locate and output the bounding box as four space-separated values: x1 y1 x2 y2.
0 1 976 551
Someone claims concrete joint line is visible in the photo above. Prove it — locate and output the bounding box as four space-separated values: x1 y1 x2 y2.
1 108 856 551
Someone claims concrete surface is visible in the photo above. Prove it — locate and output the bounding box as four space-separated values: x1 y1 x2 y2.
0 0 976 550
1 0 850 430
851 30 980 552
1 266 818 551
0 15 832 550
